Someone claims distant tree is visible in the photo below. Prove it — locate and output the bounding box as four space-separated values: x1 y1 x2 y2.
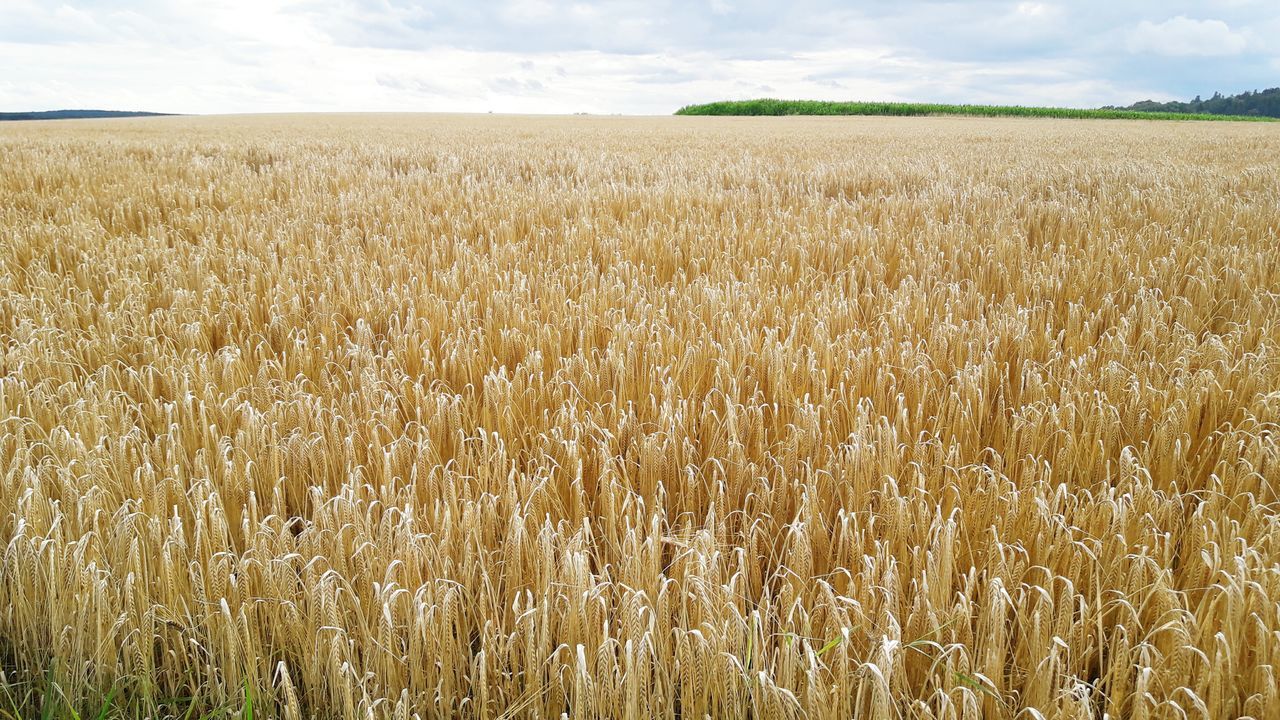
0 109 173 122
1106 88 1280 119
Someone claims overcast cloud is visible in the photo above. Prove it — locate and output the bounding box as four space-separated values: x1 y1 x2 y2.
1 0 1277 114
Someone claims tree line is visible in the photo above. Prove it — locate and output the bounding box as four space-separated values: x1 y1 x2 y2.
1105 88 1280 118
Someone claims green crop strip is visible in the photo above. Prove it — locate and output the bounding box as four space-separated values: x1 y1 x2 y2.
675 99 1277 121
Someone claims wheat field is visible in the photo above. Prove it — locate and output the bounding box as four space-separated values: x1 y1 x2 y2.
1 115 1279 719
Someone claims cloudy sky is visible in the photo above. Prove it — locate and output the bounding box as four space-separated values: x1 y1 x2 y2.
2 1 1278 115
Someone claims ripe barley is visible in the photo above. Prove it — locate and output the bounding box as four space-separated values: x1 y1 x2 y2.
0 114 1278 719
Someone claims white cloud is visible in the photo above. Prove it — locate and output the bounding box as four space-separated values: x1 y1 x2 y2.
708 0 734 16
1014 3 1056 19
1 2 1277 114
1126 16 1250 57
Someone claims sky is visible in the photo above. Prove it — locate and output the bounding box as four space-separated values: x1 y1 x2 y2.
2 1 1278 115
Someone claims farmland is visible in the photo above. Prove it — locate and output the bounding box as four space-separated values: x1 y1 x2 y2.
1 114 1279 719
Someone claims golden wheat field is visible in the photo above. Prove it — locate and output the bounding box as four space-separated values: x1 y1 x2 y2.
1 114 1279 719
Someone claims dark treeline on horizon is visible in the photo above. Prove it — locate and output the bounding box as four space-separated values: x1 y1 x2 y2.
1106 88 1280 118
5 92 1280 121
0 110 174 122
